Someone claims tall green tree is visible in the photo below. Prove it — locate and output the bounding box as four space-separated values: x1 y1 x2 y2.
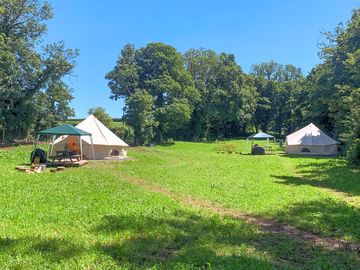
125 90 157 145
304 8 360 162
250 61 304 135
106 43 138 99
0 0 77 139
88 107 113 127
183 49 256 139
183 49 220 139
106 42 199 144
251 77 275 132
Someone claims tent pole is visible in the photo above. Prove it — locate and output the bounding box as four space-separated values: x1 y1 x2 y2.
79 135 83 160
90 135 95 160
50 135 56 157
34 134 40 150
31 134 40 162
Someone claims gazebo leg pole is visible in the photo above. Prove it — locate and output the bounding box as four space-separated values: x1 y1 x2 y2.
50 135 56 157
79 136 83 161
31 134 40 162
34 134 40 150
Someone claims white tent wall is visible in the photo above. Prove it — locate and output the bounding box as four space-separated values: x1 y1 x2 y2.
52 115 129 160
285 143 339 155
52 135 128 160
81 141 127 160
52 137 67 154
285 123 339 156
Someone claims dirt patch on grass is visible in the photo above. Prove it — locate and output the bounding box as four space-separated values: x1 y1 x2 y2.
123 174 360 254
0 146 16 151
135 147 164 153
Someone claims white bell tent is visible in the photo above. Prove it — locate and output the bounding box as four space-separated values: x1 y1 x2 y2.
37 124 95 161
53 115 129 160
285 123 339 155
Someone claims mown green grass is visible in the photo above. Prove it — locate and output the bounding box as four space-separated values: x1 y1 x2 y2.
0 141 359 269
119 141 360 240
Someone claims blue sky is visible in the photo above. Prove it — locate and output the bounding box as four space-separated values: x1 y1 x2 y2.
44 0 359 118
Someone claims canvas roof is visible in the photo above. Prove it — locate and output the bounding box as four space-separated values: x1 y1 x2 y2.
286 123 338 146
37 124 91 136
53 115 128 147
248 132 274 139
75 115 128 147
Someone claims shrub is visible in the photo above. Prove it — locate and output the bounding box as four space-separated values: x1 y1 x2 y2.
218 143 237 153
348 138 360 165
110 123 134 144
162 138 175 145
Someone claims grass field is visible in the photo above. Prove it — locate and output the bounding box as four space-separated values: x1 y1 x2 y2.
0 140 359 269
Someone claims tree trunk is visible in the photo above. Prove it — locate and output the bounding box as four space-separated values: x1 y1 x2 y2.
156 123 165 144
134 129 141 146
242 125 246 135
157 131 164 144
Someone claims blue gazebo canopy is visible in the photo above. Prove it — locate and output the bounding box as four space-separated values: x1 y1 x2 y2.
247 132 276 154
248 132 275 139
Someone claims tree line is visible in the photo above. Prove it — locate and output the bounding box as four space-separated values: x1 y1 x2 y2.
1 1 359 163
105 9 360 163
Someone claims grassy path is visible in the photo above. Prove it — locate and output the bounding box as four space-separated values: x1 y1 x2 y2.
119 173 360 253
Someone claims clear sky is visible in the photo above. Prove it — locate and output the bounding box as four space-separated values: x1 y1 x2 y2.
44 0 359 118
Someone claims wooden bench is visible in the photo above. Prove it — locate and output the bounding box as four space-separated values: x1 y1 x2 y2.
49 151 81 162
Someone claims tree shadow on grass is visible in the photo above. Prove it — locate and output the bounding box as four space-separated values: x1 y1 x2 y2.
278 153 337 159
93 211 360 269
272 159 360 196
272 159 360 245
32 238 85 262
0 236 85 263
274 198 360 243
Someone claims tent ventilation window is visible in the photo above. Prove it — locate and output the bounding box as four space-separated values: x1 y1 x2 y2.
301 147 311 153
110 149 120 156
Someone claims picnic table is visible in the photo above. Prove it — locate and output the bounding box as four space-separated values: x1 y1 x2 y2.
49 150 81 162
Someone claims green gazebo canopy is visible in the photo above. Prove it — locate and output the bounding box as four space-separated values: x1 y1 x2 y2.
37 124 91 136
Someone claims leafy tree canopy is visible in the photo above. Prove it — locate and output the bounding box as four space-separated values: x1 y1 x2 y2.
88 107 113 127
0 0 77 140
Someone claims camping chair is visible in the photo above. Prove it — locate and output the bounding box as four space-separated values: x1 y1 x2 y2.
251 145 265 155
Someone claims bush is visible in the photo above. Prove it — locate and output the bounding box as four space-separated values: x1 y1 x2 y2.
162 138 175 145
110 123 134 145
217 143 237 153
348 138 360 165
